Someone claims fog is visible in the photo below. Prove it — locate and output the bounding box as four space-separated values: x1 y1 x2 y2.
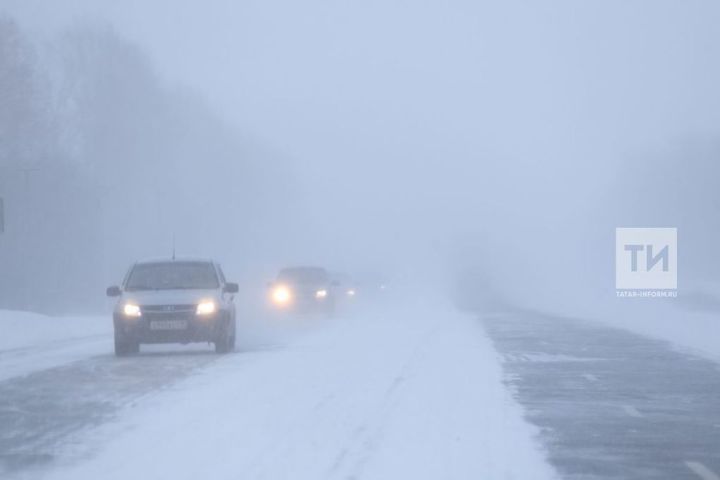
1 0 720 316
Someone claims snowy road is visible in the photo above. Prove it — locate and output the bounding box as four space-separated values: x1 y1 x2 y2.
6 305 720 479
0 334 111 383
0 303 555 480
0 312 113 382
0 349 218 472
483 312 720 480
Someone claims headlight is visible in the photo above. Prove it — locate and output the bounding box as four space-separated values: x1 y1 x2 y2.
315 289 328 299
272 285 291 304
196 300 217 316
123 303 142 317
346 289 356 297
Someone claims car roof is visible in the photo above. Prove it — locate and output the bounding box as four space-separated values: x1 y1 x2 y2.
135 257 216 265
279 266 327 273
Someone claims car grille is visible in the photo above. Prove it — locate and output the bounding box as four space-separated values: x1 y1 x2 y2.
142 304 195 313
142 305 196 320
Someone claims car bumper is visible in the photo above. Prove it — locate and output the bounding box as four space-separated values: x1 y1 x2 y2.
273 296 333 313
114 313 224 344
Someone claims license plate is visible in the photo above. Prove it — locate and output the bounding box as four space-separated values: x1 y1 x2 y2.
149 320 188 330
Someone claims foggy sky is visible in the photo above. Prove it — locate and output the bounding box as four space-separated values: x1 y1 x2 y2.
3 0 720 312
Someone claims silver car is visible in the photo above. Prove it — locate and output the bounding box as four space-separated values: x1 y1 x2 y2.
106 258 238 356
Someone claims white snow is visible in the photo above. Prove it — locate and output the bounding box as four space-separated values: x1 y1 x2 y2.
0 310 111 381
598 303 720 362
526 281 720 364
43 301 557 480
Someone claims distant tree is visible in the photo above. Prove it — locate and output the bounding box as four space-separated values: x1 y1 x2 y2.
0 17 51 309
0 19 294 312
0 16 54 171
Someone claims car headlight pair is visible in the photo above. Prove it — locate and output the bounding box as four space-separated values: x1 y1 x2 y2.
270 286 328 303
122 301 216 317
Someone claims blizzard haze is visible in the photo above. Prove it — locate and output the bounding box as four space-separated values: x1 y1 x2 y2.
2 0 720 314
5 3 720 480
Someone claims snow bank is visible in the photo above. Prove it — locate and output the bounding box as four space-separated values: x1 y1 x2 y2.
0 310 110 352
502 280 720 363
0 310 112 381
593 300 720 362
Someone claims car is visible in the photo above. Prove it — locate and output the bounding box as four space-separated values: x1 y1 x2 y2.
106 258 239 356
330 272 359 302
268 266 337 314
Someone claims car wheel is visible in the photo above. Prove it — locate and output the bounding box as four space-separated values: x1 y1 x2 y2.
214 335 229 354
214 321 231 354
229 317 237 350
115 333 135 357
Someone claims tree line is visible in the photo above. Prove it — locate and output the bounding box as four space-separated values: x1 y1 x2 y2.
0 16 295 313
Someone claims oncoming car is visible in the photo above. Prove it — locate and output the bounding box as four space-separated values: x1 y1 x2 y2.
330 272 358 300
106 258 238 356
268 266 336 314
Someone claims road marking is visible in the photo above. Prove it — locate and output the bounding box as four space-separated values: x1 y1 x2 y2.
685 461 720 480
582 374 598 382
622 405 643 418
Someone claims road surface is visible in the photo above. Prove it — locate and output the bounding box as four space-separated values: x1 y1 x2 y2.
483 311 720 480
4 304 720 479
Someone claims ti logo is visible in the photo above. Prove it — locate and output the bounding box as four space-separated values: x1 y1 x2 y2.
616 228 677 294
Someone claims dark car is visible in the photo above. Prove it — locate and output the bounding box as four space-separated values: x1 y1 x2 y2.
106 258 238 356
330 272 358 300
268 266 336 314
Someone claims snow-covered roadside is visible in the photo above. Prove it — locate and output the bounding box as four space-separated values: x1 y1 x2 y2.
44 303 557 480
0 310 110 351
592 301 720 362
516 280 720 363
0 310 112 381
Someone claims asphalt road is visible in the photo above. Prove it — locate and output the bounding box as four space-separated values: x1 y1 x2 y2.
482 311 720 480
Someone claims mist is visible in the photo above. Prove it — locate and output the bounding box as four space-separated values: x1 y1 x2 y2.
5 3 720 480
2 0 720 316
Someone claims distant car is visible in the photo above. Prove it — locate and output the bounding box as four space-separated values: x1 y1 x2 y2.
330 272 358 300
106 258 238 356
268 266 336 314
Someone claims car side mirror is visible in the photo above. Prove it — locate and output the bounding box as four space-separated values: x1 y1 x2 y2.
224 282 239 294
106 286 122 297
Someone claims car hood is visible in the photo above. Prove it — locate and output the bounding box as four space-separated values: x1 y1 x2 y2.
282 282 323 290
120 289 220 306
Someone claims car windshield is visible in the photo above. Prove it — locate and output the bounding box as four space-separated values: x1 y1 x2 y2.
278 268 328 285
125 262 219 290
